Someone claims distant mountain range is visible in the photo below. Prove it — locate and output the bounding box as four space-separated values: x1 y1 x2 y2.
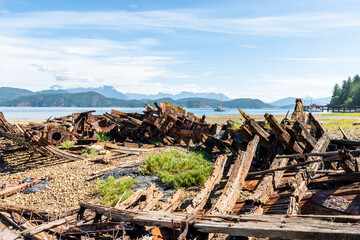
0 86 331 108
46 85 231 101
0 86 231 101
125 91 231 101
269 96 332 108
2 91 271 108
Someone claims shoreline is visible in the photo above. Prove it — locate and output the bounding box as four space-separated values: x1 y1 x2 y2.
9 112 360 125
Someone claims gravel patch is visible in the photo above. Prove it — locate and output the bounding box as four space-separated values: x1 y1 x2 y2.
0 139 184 214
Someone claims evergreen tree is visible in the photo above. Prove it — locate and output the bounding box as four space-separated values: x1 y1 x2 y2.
330 75 360 105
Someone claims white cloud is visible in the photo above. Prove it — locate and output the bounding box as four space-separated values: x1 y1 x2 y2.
225 75 343 101
0 34 189 91
275 57 360 62
0 10 359 36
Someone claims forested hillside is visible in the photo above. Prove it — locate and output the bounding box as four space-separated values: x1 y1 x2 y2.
330 75 360 105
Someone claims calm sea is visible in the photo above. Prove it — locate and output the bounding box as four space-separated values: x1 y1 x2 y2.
0 107 296 120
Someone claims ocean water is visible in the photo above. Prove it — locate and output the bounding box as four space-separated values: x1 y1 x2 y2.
0 107 296 120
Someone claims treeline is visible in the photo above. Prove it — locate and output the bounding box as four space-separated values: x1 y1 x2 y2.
331 74 360 105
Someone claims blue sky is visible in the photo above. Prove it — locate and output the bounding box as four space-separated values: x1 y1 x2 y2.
0 0 360 101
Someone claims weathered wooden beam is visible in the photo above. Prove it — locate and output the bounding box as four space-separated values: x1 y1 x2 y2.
208 135 259 215
248 155 340 177
12 212 55 240
239 124 253 142
291 99 306 123
87 159 145 181
0 180 40 199
238 108 270 146
275 150 360 159
116 183 155 210
79 202 360 240
64 222 134 235
160 189 184 212
287 133 330 215
307 113 326 139
21 214 78 237
142 191 164 211
339 150 357 173
185 155 227 213
247 157 289 214
294 121 317 149
331 139 360 146
265 114 303 153
339 126 350 140
0 203 51 220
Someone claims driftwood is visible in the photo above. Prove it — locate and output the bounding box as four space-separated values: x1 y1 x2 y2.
185 155 227 213
208 135 259 215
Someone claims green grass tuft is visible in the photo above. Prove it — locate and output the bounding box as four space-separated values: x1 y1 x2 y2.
58 141 75 149
321 113 360 117
148 139 161 146
141 150 213 189
94 176 137 206
96 132 111 142
318 119 360 131
82 149 99 158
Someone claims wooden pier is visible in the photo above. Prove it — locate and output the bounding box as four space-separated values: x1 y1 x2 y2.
304 104 360 112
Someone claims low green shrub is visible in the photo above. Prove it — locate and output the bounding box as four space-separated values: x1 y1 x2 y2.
94 176 137 206
229 121 242 131
141 150 213 189
58 141 75 149
82 149 99 158
96 132 111 142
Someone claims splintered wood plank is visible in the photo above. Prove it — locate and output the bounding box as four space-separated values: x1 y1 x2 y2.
287 133 330 215
142 191 164 211
265 114 303 153
159 189 184 212
185 155 228 213
247 157 289 214
21 214 77 239
208 135 259 215
134 183 157 210
116 183 156 209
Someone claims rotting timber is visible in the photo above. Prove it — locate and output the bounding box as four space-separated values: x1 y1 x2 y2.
0 99 359 239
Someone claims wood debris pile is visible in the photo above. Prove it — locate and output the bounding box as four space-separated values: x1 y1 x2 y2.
0 99 359 239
